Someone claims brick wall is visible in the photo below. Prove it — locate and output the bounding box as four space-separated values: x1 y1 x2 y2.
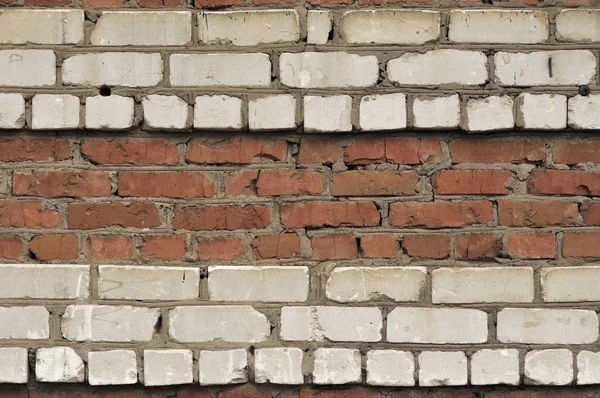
0 0 599 394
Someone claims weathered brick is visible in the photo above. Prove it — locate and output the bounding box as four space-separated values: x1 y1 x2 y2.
529 169 600 196
332 171 418 196
0 137 70 163
385 138 443 165
13 171 111 197
225 170 259 197
251 234 301 260
256 170 323 196
360 234 398 258
118 172 215 198
454 234 502 259
449 139 545 164
281 201 380 228
298 139 344 165
563 232 600 257
582 201 600 225
433 170 512 195
0 236 24 259
0 264 89 299
508 233 556 259
140 235 186 260
403 234 450 259
29 235 79 261
0 200 61 228
0 50 56 87
173 205 270 231
390 201 493 228
81 139 179 165
198 237 246 260
186 138 285 164
554 140 600 164
69 203 161 229
312 234 358 260
0 9 83 45
498 200 579 227
88 236 133 260
170 54 270 87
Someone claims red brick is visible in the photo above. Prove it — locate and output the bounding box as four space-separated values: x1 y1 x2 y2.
138 0 186 5
13 170 111 197
187 138 285 164
389 390 476 398
140 235 186 260
285 390 380 398
256 170 323 196
218 391 270 398
176 388 213 398
508 233 556 259
433 170 511 195
312 234 357 259
118 172 214 199
529 169 600 196
69 203 161 229
486 392 586 398
174 205 270 231
360 234 398 258
81 139 179 165
96 391 152 398
198 237 246 260
308 0 351 4
82 0 123 6
582 201 600 225
298 139 343 165
0 200 61 228
344 139 385 165
498 200 579 227
0 236 24 259
563 232 600 258
280 201 380 228
390 201 493 228
455 233 502 259
29 235 79 261
252 234 301 260
28 389 93 398
0 137 70 162
252 0 294 4
449 139 545 164
385 138 443 165
89 236 133 260
224 170 258 196
333 170 418 196
0 387 28 398
554 140 600 164
403 234 450 259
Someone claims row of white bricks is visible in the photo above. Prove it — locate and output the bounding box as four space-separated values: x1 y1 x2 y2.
2 346 600 387
1 49 598 88
4 264 600 303
2 92 600 131
2 9 600 46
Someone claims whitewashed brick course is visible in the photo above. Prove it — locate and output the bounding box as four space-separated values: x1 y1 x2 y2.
144 350 193 386
0 50 56 87
304 95 352 132
471 349 520 385
249 95 296 131
91 11 191 46
516 93 567 130
494 51 596 86
199 349 247 385
194 95 242 130
313 348 361 385
36 347 84 383
556 10 600 42
432 267 534 303
387 307 487 343
577 351 600 385
0 264 88 299
449 10 549 43
0 348 28 384
170 53 271 87
387 50 487 86
340 10 440 44
413 95 460 129
525 349 573 385
88 350 137 386
464 96 514 131
326 266 426 303
497 308 599 344
61 305 160 342
0 9 83 44
198 10 299 46
32 94 80 130
367 350 415 386
255 348 303 384
359 94 407 131
63 53 162 87
208 266 309 302
0 306 49 339
568 94 600 129
541 266 600 302
419 351 467 387
142 95 189 130
280 52 378 88
169 306 270 343
86 95 135 130
280 306 311 341
0 94 25 129
307 11 333 44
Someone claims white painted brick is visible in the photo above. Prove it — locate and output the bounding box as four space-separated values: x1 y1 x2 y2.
0 9 83 44
0 50 56 87
194 95 242 130
307 11 333 44
199 349 247 386
418 351 467 387
86 95 135 130
497 308 599 344
471 349 520 386
61 305 160 342
326 266 426 303
304 95 352 132
249 95 296 131
36 347 84 383
32 94 80 130
494 51 596 86
63 53 162 87
542 266 600 302
0 306 49 339
464 96 514 131
388 50 487 86
432 267 534 304
280 52 378 88
170 53 271 87
91 11 191 46
0 264 88 299
367 350 415 387
144 350 193 386
556 10 600 42
413 95 460 129
142 95 189 130
359 93 407 131
0 94 25 129
449 10 548 43
280 306 382 342
88 350 137 386
313 348 361 385
255 348 303 385
577 351 600 385
568 94 600 129
387 307 487 343
0 348 28 384
208 265 309 302
516 93 567 130
198 10 299 46
341 10 440 44
169 306 270 343
525 349 573 385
